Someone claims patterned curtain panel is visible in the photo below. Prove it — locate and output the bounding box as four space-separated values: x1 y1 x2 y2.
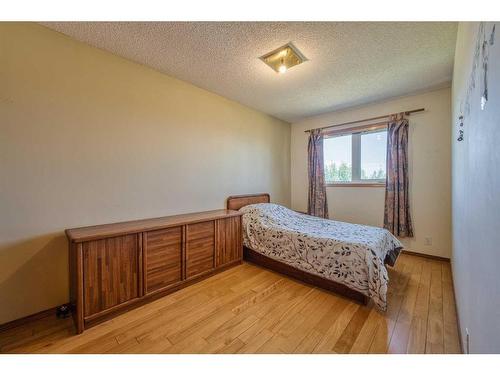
307 129 329 218
384 113 414 237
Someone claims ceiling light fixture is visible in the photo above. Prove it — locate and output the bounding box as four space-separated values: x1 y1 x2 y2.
278 58 287 74
260 42 307 74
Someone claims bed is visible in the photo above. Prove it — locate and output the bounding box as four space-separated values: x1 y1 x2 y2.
227 193 402 310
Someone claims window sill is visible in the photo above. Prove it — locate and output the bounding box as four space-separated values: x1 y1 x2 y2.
325 183 385 188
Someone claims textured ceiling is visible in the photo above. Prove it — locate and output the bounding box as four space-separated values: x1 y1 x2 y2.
41 22 457 122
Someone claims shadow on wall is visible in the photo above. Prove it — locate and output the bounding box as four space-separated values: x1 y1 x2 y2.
0 234 69 324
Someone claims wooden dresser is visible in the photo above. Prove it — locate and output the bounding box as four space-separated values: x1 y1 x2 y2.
66 209 243 333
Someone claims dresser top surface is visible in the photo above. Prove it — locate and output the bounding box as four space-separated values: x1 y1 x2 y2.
66 209 242 243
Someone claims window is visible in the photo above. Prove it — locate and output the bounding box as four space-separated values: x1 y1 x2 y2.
324 128 387 185
324 134 352 182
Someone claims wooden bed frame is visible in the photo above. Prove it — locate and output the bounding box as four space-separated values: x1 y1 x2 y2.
226 193 369 305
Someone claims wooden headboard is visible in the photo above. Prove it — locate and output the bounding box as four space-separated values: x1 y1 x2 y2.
226 193 270 211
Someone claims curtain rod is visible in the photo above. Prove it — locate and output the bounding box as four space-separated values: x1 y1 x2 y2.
304 108 425 133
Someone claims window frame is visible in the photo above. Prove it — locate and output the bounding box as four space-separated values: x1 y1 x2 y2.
323 125 387 187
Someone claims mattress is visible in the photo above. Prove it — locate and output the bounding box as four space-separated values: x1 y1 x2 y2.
240 203 403 310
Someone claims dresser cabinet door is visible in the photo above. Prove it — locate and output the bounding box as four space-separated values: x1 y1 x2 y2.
144 227 182 294
216 216 242 266
82 234 140 317
186 221 215 278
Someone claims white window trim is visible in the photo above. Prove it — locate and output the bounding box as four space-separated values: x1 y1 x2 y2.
324 128 386 186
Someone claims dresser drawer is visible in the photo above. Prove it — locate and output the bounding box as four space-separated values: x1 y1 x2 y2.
186 221 215 278
144 227 182 294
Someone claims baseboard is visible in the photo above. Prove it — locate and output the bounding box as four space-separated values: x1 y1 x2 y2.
402 250 450 262
0 306 60 333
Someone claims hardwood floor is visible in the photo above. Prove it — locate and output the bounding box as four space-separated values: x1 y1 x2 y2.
0 253 461 354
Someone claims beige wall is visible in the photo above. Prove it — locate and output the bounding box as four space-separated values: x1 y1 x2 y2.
451 22 500 353
291 88 452 258
0 23 291 324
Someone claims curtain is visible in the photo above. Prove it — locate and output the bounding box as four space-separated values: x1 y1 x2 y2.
307 129 329 218
384 113 414 237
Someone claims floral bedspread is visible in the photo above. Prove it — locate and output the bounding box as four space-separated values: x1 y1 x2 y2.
240 203 403 310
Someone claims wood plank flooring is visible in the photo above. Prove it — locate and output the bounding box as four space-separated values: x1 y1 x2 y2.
0 253 461 354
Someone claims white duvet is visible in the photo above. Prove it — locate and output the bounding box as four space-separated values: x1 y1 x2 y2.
240 203 403 310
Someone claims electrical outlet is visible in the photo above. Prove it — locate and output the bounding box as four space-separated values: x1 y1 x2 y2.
465 328 470 354
424 237 432 246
